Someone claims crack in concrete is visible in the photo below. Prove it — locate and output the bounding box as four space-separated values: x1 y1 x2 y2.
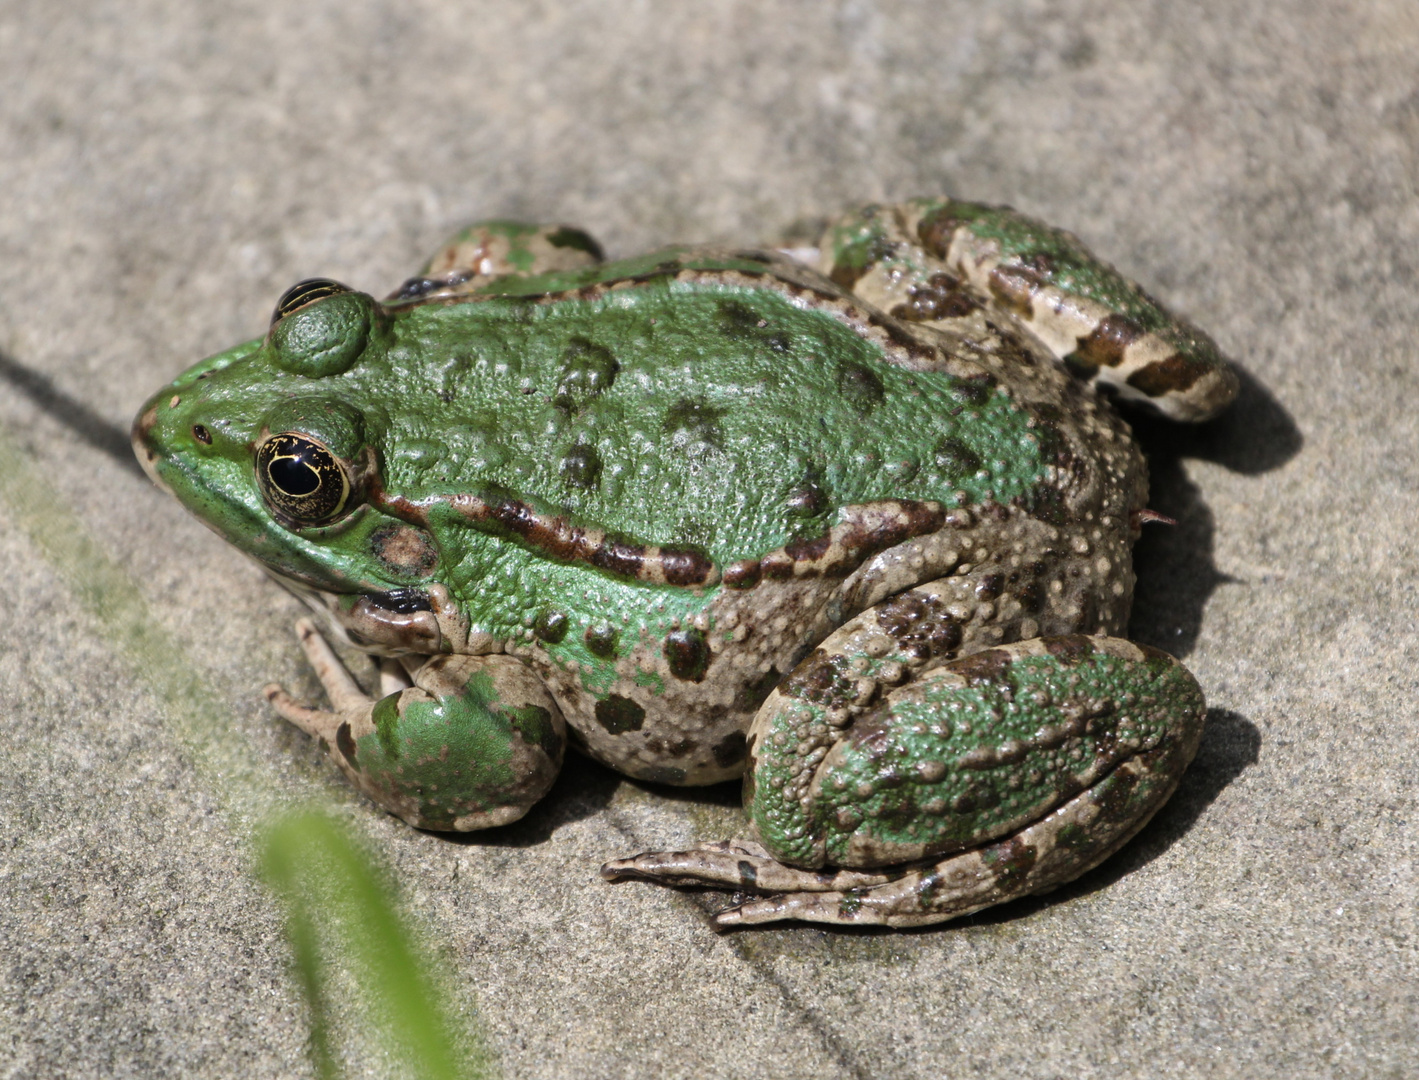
599 804 872 1080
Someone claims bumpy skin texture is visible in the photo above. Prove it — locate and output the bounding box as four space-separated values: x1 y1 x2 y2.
134 202 1232 928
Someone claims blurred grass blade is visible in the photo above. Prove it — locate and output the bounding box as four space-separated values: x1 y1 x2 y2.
280 895 339 1080
260 811 485 1080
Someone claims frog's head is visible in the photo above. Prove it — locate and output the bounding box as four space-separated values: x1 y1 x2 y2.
133 280 455 655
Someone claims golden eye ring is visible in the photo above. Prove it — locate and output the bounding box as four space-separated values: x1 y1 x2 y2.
254 432 355 527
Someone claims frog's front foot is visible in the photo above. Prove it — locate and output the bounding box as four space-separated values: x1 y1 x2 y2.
263 618 392 743
266 618 567 831
604 634 1206 929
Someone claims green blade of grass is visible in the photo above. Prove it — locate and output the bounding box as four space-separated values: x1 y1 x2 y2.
261 811 485 1080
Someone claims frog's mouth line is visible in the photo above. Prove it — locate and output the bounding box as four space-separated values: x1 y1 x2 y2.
137 398 454 658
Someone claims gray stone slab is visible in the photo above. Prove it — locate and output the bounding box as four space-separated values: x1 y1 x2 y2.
1 2 1415 1077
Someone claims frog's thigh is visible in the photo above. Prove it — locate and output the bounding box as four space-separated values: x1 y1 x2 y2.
267 621 566 831
753 635 1204 926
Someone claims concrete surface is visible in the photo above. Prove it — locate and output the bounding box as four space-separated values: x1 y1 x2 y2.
1 2 1415 1077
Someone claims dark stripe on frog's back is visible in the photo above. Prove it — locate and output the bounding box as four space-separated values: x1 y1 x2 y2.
368 255 1056 576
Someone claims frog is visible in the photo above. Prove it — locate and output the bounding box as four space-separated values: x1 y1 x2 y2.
133 198 1237 928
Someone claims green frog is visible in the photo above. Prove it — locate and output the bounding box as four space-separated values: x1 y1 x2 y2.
133 199 1236 928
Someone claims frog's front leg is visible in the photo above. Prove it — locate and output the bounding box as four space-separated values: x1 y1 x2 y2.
267 619 566 830
603 633 1204 929
819 198 1238 421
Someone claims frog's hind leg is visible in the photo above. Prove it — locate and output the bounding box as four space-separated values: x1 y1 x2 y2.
388 220 605 302
603 634 1205 929
607 750 1185 929
604 838 906 895
716 751 1183 929
818 199 1238 421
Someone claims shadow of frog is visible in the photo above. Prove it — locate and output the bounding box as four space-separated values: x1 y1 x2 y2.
1129 365 1302 659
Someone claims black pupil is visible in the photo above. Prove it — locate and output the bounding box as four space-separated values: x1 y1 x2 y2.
269 452 321 496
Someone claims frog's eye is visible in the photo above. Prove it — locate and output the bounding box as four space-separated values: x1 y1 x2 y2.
271 279 353 325
267 280 374 378
255 432 356 527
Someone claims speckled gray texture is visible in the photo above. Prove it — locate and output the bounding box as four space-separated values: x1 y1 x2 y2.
1 2 1415 1077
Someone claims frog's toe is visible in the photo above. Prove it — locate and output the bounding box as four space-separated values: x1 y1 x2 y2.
601 839 903 893
602 840 773 889
262 682 343 742
262 618 375 743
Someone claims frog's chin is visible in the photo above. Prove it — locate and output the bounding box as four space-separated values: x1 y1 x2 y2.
260 568 482 658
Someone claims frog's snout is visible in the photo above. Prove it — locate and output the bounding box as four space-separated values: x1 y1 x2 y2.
131 399 174 494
